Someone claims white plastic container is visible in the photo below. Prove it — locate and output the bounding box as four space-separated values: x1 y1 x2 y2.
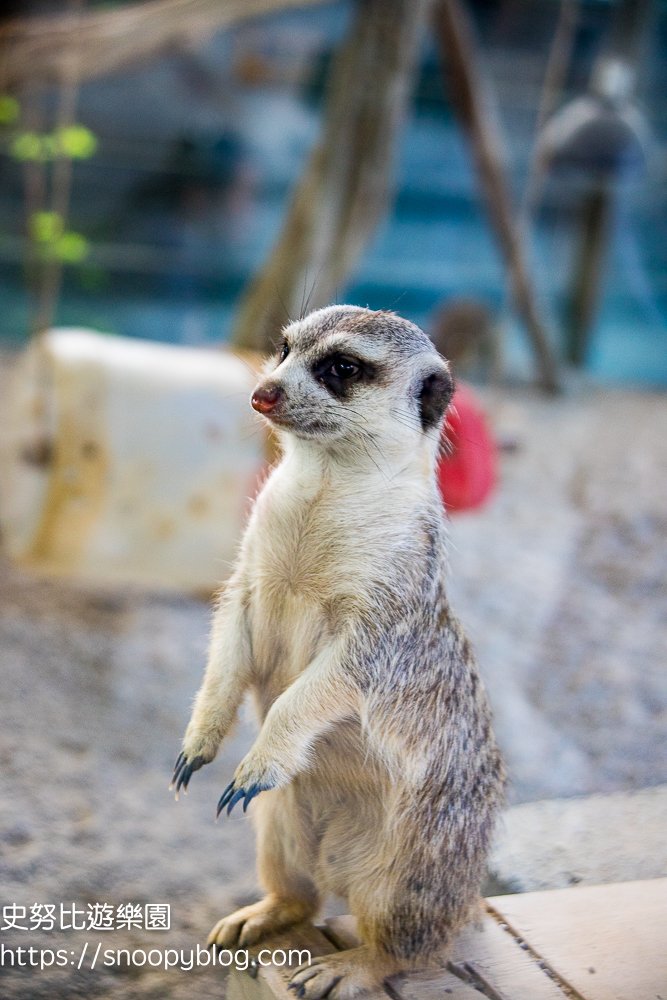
0 329 265 592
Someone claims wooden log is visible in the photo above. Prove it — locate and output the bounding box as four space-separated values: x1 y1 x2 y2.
434 0 561 394
231 0 430 354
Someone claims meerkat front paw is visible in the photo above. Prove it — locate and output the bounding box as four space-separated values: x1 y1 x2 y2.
171 731 221 797
207 895 314 949
216 749 287 817
171 750 208 797
289 947 398 1000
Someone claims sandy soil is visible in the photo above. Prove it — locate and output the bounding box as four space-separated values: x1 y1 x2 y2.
0 383 665 998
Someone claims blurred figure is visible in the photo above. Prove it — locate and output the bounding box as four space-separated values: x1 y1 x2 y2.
536 0 652 365
430 297 496 378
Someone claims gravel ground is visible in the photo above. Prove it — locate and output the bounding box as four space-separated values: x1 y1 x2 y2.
449 387 667 801
489 784 667 892
0 381 665 998
0 570 260 998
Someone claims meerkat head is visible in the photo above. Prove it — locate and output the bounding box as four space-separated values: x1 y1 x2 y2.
250 305 454 452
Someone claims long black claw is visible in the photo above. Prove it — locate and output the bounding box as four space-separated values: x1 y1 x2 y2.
172 754 204 796
216 781 235 819
227 788 246 816
175 763 190 795
243 784 265 812
170 751 186 790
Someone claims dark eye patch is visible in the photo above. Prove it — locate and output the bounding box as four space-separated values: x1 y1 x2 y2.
328 357 359 379
312 352 373 397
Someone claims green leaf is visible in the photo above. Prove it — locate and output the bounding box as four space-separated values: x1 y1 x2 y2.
57 125 97 159
56 232 89 263
0 95 20 125
11 132 46 161
30 211 64 243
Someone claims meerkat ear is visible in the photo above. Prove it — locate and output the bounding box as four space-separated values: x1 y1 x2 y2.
418 367 454 431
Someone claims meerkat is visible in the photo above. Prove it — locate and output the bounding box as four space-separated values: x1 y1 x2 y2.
172 305 506 998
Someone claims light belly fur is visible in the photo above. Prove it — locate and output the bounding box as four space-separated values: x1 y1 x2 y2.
249 585 328 721
249 568 392 901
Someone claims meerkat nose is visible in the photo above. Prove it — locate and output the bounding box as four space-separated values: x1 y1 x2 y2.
252 385 283 414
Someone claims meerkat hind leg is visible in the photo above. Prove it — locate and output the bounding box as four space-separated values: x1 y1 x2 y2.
208 787 320 949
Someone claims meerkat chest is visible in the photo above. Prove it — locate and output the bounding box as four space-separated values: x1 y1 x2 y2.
253 460 379 592
246 472 376 681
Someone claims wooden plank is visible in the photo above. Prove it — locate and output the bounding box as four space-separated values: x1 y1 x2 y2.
488 877 667 1000
229 916 479 1000
391 968 484 1000
324 916 484 998
448 911 569 1000
229 880 667 1000
227 921 338 1000
324 912 567 1000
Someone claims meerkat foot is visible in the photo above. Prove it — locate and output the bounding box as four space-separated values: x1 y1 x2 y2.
207 895 314 949
289 947 400 1000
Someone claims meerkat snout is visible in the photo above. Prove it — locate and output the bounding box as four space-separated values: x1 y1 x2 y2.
251 385 283 414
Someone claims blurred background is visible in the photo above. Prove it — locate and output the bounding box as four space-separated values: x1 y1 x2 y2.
0 1 665 997
0 0 666 379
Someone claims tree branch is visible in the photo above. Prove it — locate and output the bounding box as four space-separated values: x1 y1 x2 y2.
231 0 431 353
0 0 329 87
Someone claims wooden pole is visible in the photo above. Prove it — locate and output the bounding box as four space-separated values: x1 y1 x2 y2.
231 0 431 354
32 0 84 336
565 181 611 366
434 0 561 393
20 81 47 323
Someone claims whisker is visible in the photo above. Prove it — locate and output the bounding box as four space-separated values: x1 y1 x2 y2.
227 353 261 380
359 439 392 486
273 283 292 326
389 407 420 433
304 260 327 318
386 290 408 312
299 269 309 321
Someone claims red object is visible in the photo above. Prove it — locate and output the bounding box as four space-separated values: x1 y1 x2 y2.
437 383 497 513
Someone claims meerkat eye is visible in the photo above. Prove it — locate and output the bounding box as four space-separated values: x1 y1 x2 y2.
279 342 290 363
315 353 368 396
326 357 359 379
